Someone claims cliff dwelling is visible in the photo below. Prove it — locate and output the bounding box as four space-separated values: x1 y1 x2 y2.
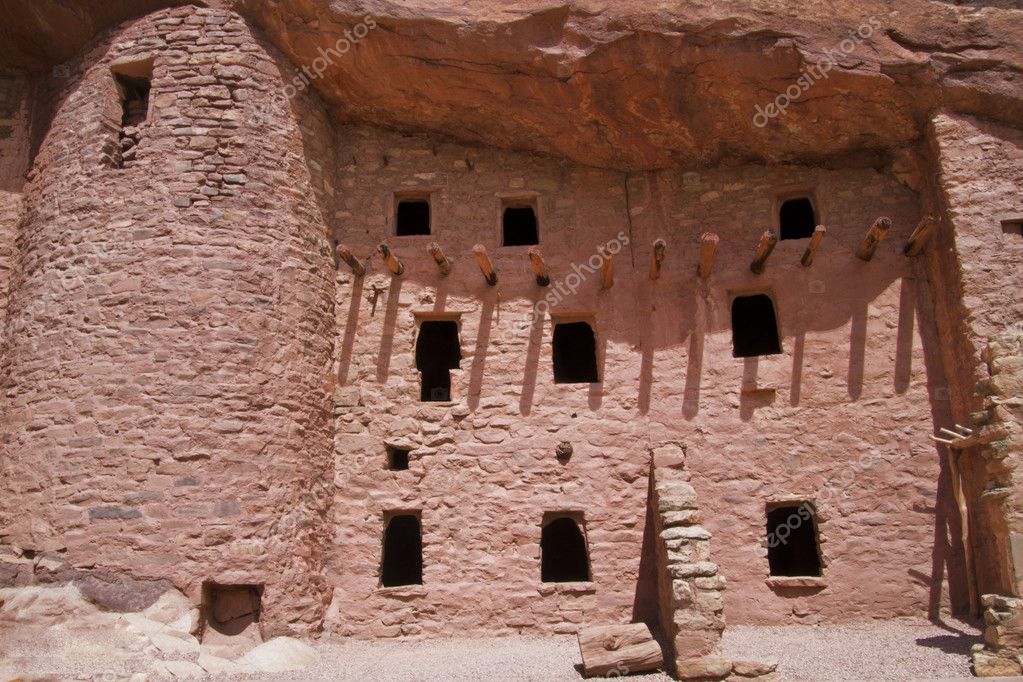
0 0 1022 680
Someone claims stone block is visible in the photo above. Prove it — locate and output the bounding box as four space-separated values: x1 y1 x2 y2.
676 656 733 680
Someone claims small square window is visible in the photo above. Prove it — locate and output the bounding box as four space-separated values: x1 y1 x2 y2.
395 196 431 236
1001 218 1023 236
552 321 599 384
541 515 590 582
779 197 817 240
201 583 262 639
766 503 822 577
502 198 539 246
415 319 461 401
731 294 782 358
381 513 423 587
387 447 410 471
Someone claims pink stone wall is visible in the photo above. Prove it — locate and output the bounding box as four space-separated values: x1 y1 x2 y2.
0 75 30 337
0 7 337 634
327 124 959 633
930 113 1023 600
0 3 987 639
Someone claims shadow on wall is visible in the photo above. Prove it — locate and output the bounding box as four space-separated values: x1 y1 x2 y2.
339 227 925 423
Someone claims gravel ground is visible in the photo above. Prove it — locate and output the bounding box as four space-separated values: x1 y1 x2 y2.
241 635 672 682
246 618 983 682
722 618 983 681
1 618 984 681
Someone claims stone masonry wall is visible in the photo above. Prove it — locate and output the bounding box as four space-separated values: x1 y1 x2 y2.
648 444 726 673
0 7 338 634
0 2 985 641
0 75 30 338
327 122 957 634
928 113 1023 676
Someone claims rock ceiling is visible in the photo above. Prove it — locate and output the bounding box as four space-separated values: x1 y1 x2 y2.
2 0 1021 169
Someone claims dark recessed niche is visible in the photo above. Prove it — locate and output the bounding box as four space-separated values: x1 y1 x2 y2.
541 516 590 582
766 503 823 577
502 201 539 246
415 320 461 402
552 321 598 384
381 514 423 587
779 197 817 240
201 583 262 639
1001 219 1023 236
731 294 782 358
396 198 431 236
387 447 410 471
109 59 153 169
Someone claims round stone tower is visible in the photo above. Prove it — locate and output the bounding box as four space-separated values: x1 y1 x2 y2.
0 6 337 634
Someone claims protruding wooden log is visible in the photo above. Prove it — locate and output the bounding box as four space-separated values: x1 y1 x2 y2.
427 242 450 276
472 244 497 286
697 232 719 279
750 230 778 274
800 225 827 267
856 216 892 261
528 246 551 286
335 245 365 276
904 215 939 256
650 239 666 280
377 243 404 276
577 623 664 678
599 247 614 290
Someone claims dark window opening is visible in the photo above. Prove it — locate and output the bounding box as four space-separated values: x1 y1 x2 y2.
731 294 781 358
1001 219 1023 236
415 320 461 401
201 583 262 638
766 504 823 577
387 447 410 471
503 204 539 246
541 517 590 582
381 514 423 587
552 321 598 384
396 199 431 236
779 197 817 240
114 72 151 168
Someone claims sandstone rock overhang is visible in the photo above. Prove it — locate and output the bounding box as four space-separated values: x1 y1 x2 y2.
2 0 1022 169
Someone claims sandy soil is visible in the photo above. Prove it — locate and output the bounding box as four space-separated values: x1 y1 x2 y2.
244 618 982 681
1 616 983 680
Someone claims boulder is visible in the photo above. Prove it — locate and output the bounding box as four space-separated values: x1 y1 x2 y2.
144 588 199 635
0 584 101 625
237 636 318 673
150 659 206 679
148 631 201 660
973 650 1022 677
676 656 733 680
731 660 778 677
